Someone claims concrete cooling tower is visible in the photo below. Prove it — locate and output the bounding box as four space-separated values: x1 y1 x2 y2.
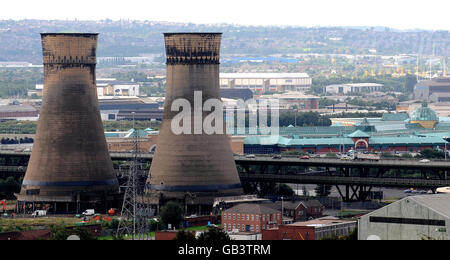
146 33 243 213
17 33 119 214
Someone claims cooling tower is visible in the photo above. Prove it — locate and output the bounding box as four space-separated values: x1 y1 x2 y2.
146 33 243 208
17 33 119 213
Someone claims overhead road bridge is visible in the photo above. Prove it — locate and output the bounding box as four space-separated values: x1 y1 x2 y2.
1 151 449 201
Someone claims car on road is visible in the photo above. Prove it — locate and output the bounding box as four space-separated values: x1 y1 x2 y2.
272 155 282 159
419 159 431 163
300 155 310 160
246 154 256 158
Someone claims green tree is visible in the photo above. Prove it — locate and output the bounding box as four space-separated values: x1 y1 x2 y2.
174 230 197 243
197 227 231 243
417 149 445 159
160 202 184 229
274 184 295 197
51 226 97 240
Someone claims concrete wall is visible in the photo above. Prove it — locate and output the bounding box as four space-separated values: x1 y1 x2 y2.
358 198 450 240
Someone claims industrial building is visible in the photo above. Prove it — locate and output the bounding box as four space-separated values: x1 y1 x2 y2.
17 33 119 214
98 98 162 121
0 104 39 121
96 78 140 97
146 33 243 214
220 73 312 93
32 78 140 98
244 104 450 155
220 88 254 101
259 92 320 110
324 83 384 95
222 203 282 233
414 77 450 101
262 216 357 240
358 194 450 240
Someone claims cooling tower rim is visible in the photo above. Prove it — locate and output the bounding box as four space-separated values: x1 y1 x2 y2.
164 32 222 36
40 33 99 36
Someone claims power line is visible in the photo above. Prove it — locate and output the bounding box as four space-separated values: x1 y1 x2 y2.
116 113 153 240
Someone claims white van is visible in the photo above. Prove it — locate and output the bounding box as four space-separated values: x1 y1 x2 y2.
82 209 95 216
32 210 47 217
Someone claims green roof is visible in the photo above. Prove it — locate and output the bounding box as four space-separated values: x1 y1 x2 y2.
382 113 410 121
125 129 148 138
347 130 370 138
411 103 439 122
244 133 449 147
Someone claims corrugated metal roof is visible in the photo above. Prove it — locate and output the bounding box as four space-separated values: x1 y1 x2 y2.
409 195 450 219
0 105 37 113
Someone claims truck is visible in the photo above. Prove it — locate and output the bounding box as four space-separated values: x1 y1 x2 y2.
31 210 47 217
354 153 380 162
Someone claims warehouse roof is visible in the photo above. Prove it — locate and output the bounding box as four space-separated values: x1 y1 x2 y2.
0 105 38 113
382 113 410 122
409 194 450 219
245 133 449 147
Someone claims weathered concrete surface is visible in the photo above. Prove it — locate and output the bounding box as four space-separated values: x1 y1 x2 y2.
147 33 242 204
18 34 118 203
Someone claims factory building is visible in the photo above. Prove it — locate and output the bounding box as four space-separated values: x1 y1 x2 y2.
98 99 162 121
324 83 384 95
262 216 357 240
220 73 312 93
220 88 254 101
32 78 140 98
0 104 39 121
243 105 450 155
96 78 140 97
259 92 320 110
358 194 450 240
414 77 450 101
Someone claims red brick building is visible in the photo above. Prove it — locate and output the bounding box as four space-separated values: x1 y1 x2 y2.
295 200 325 221
265 200 324 222
222 203 282 233
262 217 357 240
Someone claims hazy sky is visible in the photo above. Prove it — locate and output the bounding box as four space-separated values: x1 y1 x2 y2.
2 0 449 30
